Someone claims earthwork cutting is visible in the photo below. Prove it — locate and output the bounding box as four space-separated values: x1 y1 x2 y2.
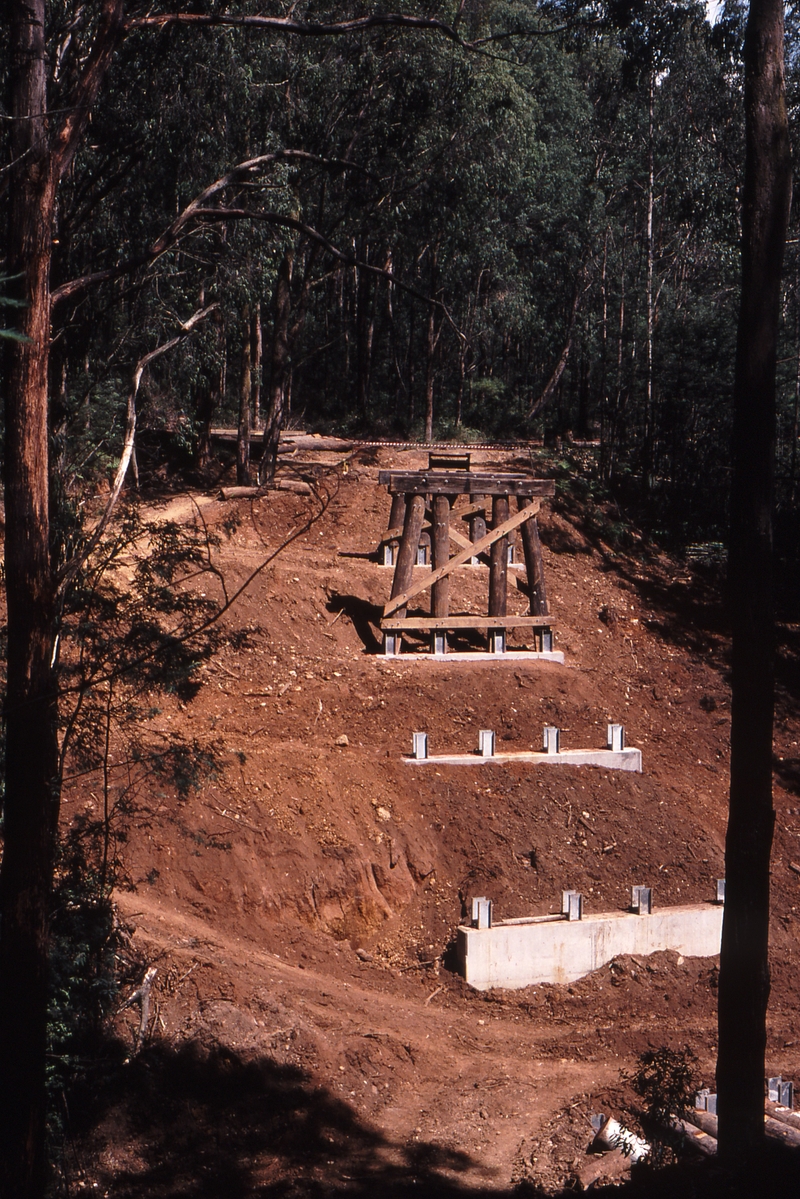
60 443 800 1195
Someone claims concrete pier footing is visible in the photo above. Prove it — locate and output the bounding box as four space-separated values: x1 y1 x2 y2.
404 746 642 771
385 649 566 664
457 902 723 989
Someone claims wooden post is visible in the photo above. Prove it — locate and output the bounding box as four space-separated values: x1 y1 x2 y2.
519 497 549 615
431 494 452 616
388 492 405 535
386 492 405 564
469 493 487 554
390 494 425 619
488 495 509 617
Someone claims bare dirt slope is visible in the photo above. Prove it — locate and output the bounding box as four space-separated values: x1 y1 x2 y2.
69 447 800 1196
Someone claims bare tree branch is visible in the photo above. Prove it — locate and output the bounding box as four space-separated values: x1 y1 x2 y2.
50 150 368 307
53 0 125 179
57 304 218 591
124 11 463 41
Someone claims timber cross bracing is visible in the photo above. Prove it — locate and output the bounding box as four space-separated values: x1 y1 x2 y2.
382 502 542 617
378 468 555 657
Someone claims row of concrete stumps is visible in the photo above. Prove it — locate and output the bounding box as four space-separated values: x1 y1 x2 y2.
407 723 642 772
469 881 725 931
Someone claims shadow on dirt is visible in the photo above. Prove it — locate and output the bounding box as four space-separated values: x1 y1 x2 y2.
774 755 800 798
67 1038 800 1197
323 594 489 657
539 513 728 661
325 593 384 652
69 1039 490 1197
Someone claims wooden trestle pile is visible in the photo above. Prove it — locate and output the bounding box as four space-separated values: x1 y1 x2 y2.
377 455 556 657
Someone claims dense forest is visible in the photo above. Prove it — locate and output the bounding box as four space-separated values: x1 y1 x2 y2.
4 0 795 567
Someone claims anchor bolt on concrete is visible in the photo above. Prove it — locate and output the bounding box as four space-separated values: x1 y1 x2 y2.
543 725 560 755
471 896 492 929
478 729 496 758
412 732 428 760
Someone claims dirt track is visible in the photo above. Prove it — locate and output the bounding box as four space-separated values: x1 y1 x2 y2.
68 448 800 1195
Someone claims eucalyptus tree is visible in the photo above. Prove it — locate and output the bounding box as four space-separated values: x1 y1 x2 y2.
717 0 792 1157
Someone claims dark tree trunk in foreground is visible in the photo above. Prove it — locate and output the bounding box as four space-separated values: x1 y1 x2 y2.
717 0 792 1160
1 1 120 1191
0 8 462 1194
1 8 60 1197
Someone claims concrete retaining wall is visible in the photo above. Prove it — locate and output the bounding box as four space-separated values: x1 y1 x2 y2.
457 903 723 990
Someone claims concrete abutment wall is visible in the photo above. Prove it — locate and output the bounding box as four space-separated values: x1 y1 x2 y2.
457 903 723 990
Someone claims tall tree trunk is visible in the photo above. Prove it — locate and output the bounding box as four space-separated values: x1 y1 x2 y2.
599 228 609 467
261 249 293 484
424 300 436 442
642 68 655 497
252 303 262 429
196 310 225 468
717 0 792 1160
408 303 416 426
1 3 60 1194
356 242 374 419
1 4 122 1186
194 382 213 468
423 247 441 443
237 305 252 485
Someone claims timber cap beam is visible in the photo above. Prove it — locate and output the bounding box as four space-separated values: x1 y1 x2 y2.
380 615 555 631
377 471 555 497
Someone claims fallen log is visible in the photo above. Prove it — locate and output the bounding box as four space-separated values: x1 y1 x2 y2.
766 1099 800 1132
217 480 312 500
764 1114 800 1149
672 1116 718 1156
278 435 355 452
577 1147 630 1189
690 1105 800 1150
209 428 355 452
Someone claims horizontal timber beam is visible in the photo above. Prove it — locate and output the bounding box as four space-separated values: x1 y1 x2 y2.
380 615 554 631
378 471 555 496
